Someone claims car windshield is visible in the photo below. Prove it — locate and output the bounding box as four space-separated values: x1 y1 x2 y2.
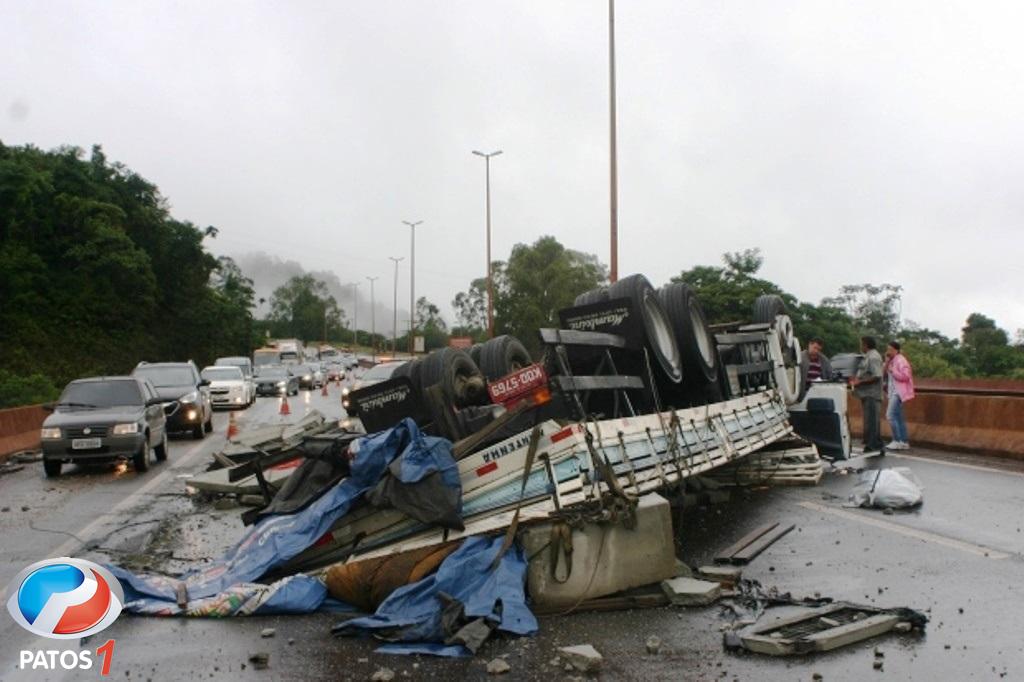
294 365 312 374
60 380 142 408
216 357 249 368
363 363 401 380
202 367 243 381
259 367 289 379
134 366 196 387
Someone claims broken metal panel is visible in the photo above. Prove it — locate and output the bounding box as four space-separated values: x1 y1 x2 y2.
739 602 904 655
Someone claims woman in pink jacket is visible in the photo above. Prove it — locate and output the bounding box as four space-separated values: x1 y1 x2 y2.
884 341 915 450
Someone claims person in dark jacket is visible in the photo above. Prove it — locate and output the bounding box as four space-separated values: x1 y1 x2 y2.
801 337 833 391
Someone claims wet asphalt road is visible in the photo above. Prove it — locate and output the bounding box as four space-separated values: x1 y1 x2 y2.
1 384 1022 681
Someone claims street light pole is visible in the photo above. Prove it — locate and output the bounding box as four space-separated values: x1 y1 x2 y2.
388 256 404 356
608 0 619 283
366 276 378 362
402 220 423 354
472 150 502 338
349 282 360 349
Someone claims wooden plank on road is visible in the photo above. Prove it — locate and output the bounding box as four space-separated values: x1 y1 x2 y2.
713 522 778 564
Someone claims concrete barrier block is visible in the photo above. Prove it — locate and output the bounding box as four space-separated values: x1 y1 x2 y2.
522 493 676 608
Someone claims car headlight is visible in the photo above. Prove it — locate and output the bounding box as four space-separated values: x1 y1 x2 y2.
276 381 287 387
303 375 312 380
41 427 61 439
341 387 351 396
181 391 199 403
113 422 139 435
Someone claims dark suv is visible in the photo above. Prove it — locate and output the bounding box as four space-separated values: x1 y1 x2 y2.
40 376 175 477
132 361 213 438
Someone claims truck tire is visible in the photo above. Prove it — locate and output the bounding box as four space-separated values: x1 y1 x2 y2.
658 283 718 385
752 294 787 324
573 287 609 306
468 343 484 368
606 274 683 385
418 348 488 407
479 335 532 381
768 326 803 405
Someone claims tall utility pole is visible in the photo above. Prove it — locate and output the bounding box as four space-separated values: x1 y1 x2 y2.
366 276 378 362
472 150 502 338
608 0 619 283
388 256 404 355
348 282 360 348
402 220 423 353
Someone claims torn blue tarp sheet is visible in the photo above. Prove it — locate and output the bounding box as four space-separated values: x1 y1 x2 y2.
333 535 538 657
111 573 331 617
109 419 457 613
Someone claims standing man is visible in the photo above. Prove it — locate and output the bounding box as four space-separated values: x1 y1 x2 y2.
850 336 885 456
801 337 833 390
884 341 915 450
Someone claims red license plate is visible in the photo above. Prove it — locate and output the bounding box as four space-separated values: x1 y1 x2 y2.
487 363 548 406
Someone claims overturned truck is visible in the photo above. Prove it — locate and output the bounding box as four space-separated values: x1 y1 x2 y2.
282 275 845 603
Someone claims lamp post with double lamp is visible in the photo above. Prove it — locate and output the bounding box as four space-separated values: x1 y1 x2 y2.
388 256 404 356
366 276 378 362
471 149 502 338
402 220 423 354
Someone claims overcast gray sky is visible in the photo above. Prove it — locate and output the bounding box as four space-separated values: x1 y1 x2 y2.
4 0 1023 340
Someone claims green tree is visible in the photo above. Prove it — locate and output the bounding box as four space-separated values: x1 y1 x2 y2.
451 277 488 340
268 275 344 343
0 141 257 404
672 248 794 324
415 297 449 350
494 236 607 354
822 283 903 339
960 313 1021 376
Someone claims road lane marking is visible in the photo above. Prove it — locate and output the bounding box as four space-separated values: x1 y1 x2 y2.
51 436 214 557
887 453 1024 478
797 501 1011 560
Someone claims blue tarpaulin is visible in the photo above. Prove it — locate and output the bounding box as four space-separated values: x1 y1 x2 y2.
333 535 538 657
109 419 458 615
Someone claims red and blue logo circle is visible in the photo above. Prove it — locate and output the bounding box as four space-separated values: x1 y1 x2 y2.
5 558 124 639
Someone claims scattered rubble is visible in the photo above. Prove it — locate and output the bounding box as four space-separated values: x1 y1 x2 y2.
248 652 269 670
260 627 275 638
370 668 395 682
558 644 603 673
661 577 721 606
645 635 662 654
486 658 511 675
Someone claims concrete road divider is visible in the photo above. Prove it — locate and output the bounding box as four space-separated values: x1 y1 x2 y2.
0 404 47 459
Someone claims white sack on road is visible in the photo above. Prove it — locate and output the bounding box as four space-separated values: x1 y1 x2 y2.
846 467 923 509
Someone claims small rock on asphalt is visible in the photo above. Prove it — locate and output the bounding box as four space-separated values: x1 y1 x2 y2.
645 635 662 654
895 622 913 633
812 674 823 681
873 660 883 670
247 653 269 671
260 628 275 638
558 644 603 673
370 668 395 682
486 658 511 675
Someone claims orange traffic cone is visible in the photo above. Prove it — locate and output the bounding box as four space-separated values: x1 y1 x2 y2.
226 411 239 440
280 395 291 416
321 381 329 397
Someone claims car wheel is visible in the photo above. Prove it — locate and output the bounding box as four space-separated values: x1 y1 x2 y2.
154 431 168 462
479 335 532 381
133 439 151 472
43 459 62 478
204 413 213 433
193 421 205 439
